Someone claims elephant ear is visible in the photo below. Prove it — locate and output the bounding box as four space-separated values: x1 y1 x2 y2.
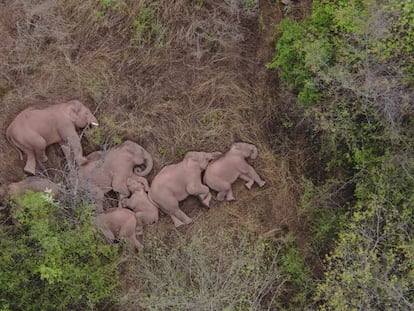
184 152 200 167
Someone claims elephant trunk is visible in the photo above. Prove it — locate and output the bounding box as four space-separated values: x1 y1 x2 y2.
134 151 153 177
250 145 258 159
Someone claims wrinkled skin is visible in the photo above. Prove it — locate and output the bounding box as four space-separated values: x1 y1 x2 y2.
6 100 98 175
121 176 159 235
204 142 265 201
95 208 143 250
78 140 153 212
149 151 222 227
0 176 59 210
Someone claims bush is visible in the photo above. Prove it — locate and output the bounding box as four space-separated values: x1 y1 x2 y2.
0 191 120 310
270 0 414 309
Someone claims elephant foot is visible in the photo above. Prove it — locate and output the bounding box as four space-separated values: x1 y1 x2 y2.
76 156 87 166
258 180 266 188
216 192 226 201
172 215 192 227
23 166 36 176
225 193 235 201
245 181 254 190
201 196 211 207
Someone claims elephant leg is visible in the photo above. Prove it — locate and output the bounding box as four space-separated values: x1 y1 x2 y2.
165 204 192 227
120 217 143 250
23 149 37 175
187 183 212 207
60 144 73 164
200 192 212 207
135 215 144 235
241 165 266 188
239 174 254 190
216 191 227 201
127 235 144 251
100 228 116 244
62 131 86 166
170 212 192 227
225 188 235 201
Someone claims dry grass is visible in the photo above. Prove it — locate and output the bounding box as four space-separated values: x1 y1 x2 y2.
0 0 314 308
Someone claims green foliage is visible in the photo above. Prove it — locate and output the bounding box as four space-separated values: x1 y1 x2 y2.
282 246 310 287
315 160 414 310
271 0 414 309
122 229 287 310
132 5 164 47
0 192 120 310
86 116 124 147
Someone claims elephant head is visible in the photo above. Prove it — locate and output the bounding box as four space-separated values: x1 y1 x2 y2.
230 142 258 159
127 176 150 193
184 151 222 170
67 100 98 128
120 140 153 177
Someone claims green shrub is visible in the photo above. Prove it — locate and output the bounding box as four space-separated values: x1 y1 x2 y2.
0 192 120 310
270 0 414 309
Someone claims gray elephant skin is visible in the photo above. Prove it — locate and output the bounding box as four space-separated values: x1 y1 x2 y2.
149 151 222 227
78 140 153 212
6 100 98 175
203 142 265 201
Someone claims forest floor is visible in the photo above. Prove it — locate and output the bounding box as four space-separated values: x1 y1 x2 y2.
0 0 315 308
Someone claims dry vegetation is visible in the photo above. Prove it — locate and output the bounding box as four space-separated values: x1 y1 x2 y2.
0 0 314 309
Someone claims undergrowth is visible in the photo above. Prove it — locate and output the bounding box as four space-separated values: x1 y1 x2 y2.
0 191 121 310
270 0 414 309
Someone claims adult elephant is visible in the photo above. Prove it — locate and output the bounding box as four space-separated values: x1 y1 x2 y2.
78 140 153 212
6 100 98 175
149 151 222 227
203 142 265 201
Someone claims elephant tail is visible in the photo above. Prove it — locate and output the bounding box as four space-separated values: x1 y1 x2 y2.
6 126 24 160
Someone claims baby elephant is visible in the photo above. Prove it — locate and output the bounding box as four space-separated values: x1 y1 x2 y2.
149 151 222 227
0 176 60 209
121 176 159 235
95 208 144 250
204 142 265 201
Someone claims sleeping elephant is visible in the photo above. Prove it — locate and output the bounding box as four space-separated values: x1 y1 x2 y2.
6 100 98 175
121 176 158 235
149 151 222 227
0 176 60 210
78 140 153 212
203 142 265 201
95 207 144 250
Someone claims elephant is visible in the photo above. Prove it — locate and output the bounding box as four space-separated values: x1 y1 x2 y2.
203 142 265 201
78 140 153 212
6 100 98 175
0 176 60 210
121 176 159 235
149 151 222 227
95 208 144 250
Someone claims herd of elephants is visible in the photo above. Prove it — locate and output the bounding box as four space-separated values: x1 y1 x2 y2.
0 100 266 249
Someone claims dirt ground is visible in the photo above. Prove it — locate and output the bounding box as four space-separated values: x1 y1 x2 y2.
0 0 315 302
